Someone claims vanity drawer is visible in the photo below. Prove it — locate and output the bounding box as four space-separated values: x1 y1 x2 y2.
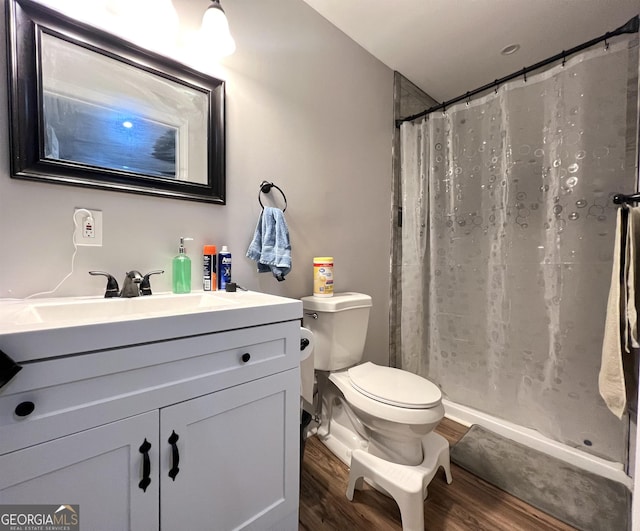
0 321 300 455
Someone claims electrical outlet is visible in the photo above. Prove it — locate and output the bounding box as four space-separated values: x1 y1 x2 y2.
74 208 103 247
83 217 95 238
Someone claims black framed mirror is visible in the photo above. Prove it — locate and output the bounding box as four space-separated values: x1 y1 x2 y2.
7 0 225 204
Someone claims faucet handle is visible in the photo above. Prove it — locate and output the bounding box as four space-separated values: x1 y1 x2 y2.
140 270 165 296
89 271 120 298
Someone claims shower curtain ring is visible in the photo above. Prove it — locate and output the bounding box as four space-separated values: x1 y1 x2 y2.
465 92 471 106
494 80 499 94
561 51 566 67
604 34 610 50
522 68 527 82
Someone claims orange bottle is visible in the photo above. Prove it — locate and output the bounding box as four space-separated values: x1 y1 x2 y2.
203 245 217 291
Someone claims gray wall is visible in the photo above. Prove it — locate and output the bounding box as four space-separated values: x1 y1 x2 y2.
390 72 438 367
0 0 394 366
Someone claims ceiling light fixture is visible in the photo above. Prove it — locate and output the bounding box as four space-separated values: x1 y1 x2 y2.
500 44 520 56
201 0 236 58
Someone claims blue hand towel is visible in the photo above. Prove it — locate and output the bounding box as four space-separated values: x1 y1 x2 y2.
246 207 292 281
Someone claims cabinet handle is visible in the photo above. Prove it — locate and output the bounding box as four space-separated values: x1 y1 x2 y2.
14 401 35 417
168 430 180 481
241 353 251 363
138 439 152 492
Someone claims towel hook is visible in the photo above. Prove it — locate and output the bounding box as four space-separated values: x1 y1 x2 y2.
258 180 287 212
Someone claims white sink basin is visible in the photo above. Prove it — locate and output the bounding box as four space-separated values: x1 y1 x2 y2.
30 292 236 324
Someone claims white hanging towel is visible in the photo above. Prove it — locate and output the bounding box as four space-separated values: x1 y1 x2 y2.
599 206 640 418
628 208 640 350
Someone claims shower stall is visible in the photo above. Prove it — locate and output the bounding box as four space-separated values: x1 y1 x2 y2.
395 21 639 473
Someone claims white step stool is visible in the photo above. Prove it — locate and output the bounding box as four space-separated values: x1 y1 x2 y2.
346 432 452 531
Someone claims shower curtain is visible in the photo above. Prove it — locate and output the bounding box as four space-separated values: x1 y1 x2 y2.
400 36 639 462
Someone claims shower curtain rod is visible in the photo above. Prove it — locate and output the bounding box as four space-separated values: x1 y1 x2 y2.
397 15 639 127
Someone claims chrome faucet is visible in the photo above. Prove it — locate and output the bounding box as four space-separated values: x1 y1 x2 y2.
120 270 144 298
90 270 164 298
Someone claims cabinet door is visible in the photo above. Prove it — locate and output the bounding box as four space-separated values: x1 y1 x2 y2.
0 411 159 531
160 369 299 531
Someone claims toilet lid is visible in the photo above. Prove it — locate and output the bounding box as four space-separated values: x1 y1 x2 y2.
348 362 442 409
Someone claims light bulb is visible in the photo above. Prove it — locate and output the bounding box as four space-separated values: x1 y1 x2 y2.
200 4 236 57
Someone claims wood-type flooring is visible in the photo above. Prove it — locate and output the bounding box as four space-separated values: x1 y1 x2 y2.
299 417 577 530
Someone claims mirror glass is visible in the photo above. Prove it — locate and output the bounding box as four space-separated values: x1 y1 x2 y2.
8 0 226 203
41 33 208 184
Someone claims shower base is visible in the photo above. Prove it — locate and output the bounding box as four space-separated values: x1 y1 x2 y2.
443 398 631 489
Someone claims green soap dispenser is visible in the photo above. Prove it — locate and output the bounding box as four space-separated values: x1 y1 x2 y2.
172 237 193 294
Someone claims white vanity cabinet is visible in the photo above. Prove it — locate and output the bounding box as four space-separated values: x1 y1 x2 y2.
160 370 298 531
0 293 302 531
0 411 160 530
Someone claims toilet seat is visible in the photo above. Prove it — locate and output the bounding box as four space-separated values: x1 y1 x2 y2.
329 369 444 425
348 362 441 409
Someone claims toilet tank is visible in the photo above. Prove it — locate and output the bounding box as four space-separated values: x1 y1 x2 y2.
301 292 372 371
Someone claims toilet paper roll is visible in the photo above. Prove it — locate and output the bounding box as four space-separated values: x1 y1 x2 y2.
300 327 315 405
300 326 314 361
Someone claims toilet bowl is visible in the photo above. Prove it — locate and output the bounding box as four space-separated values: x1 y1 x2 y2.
301 293 445 467
330 363 444 465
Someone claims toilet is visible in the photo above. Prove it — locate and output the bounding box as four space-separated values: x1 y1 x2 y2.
301 292 445 467
301 292 452 530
